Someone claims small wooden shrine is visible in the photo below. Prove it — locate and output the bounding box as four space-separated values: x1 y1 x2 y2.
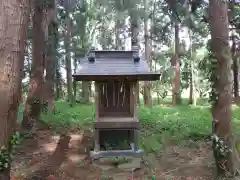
73 47 160 160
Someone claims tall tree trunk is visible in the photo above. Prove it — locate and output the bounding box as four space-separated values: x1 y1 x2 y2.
73 57 77 101
130 12 140 104
188 72 193 104
64 12 73 104
232 34 239 98
115 13 121 50
172 22 181 106
45 20 57 111
188 30 195 105
130 15 138 48
22 4 45 131
55 59 61 100
143 0 152 107
41 10 47 108
80 41 90 103
0 0 30 179
82 82 90 103
44 3 57 111
209 0 239 176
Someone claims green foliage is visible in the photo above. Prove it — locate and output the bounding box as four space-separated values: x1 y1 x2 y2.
40 101 94 131
139 104 212 152
16 101 240 155
0 147 10 171
199 40 218 105
198 39 218 103
104 139 130 150
212 134 232 158
0 132 22 171
151 52 173 99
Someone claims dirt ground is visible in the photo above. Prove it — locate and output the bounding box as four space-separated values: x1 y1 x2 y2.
11 126 216 180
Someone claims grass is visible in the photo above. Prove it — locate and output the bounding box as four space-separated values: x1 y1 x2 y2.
17 98 240 154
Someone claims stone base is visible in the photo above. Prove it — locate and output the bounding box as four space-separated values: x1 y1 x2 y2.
90 149 143 160
92 157 142 173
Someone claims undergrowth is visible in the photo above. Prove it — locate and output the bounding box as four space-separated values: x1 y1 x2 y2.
17 99 240 154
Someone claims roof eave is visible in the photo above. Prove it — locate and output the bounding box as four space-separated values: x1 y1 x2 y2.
72 73 161 81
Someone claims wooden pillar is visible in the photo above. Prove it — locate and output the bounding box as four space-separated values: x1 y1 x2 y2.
133 81 138 119
94 82 100 152
95 82 99 120
133 81 139 151
94 130 100 151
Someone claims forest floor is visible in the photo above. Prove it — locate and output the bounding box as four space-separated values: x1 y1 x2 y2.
11 99 240 180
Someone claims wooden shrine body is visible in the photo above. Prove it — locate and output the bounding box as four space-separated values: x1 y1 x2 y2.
73 47 160 160
95 80 138 128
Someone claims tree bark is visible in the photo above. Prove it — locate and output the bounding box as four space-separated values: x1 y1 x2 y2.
188 30 195 105
172 22 181 106
82 82 90 103
115 13 121 50
45 20 57 111
0 0 30 179
73 57 77 101
188 74 193 104
80 41 90 103
143 0 152 107
22 4 45 131
232 34 239 98
55 60 62 100
44 3 57 111
130 11 140 104
130 15 138 48
64 12 73 104
209 0 239 176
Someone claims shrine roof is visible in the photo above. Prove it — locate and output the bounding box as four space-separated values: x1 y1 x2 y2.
73 49 161 81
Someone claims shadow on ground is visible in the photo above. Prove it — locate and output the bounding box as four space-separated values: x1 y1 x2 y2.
11 126 215 180
26 134 71 179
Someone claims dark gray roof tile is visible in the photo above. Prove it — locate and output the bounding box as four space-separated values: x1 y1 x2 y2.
73 50 160 81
